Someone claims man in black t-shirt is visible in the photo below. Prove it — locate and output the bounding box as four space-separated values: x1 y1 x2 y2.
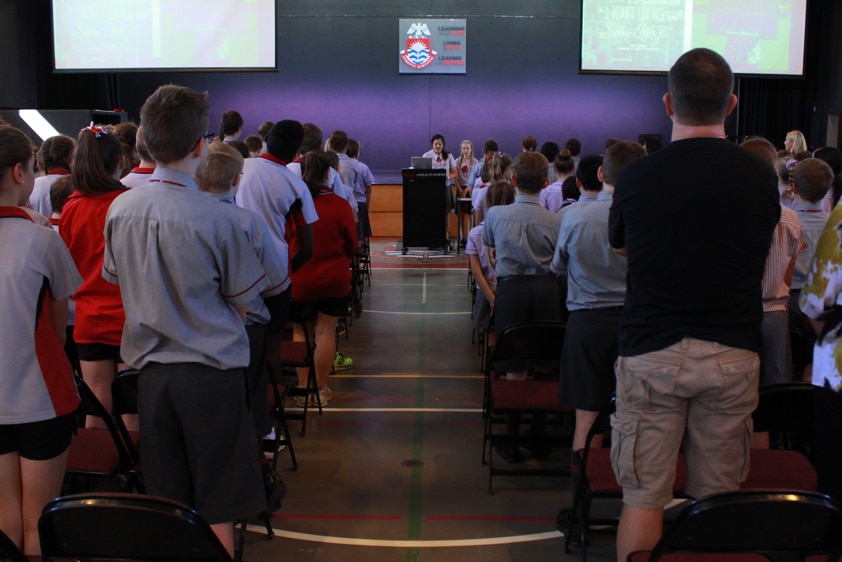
608 48 780 561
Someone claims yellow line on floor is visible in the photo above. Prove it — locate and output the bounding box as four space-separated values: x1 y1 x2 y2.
245 526 563 548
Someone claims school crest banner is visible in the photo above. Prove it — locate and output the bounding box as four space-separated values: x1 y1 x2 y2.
399 19 466 74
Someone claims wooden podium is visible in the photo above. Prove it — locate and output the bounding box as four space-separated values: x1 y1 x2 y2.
401 168 448 250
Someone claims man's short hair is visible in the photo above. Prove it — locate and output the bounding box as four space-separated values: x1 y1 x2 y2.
793 158 834 203
669 48 734 126
135 126 153 163
482 139 498 155
226 140 250 159
562 176 579 201
195 142 244 194
486 180 515 209
300 123 323 155
522 136 537 151
328 130 349 153
140 85 209 165
244 135 263 155
49 175 74 214
266 120 304 162
39 135 75 170
739 137 778 168
540 141 560 162
576 154 604 192
510 151 548 194
347 139 360 159
219 110 243 137
258 121 274 140
564 138 582 157
602 141 647 185
605 137 621 150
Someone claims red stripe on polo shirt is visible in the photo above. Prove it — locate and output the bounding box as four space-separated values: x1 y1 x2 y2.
34 287 79 417
260 154 288 166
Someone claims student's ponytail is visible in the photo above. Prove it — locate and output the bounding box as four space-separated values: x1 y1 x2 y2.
72 124 125 196
301 151 331 199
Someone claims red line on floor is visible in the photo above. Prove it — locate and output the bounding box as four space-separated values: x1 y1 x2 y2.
271 514 404 521
426 515 555 522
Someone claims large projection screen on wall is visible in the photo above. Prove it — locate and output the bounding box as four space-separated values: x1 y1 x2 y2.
52 0 277 72
580 0 808 76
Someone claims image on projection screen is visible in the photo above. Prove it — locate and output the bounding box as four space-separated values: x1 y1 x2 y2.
52 0 276 71
580 0 807 76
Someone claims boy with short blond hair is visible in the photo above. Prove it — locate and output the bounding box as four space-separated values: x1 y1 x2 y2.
196 142 288 443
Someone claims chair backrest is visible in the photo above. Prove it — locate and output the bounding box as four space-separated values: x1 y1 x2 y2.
73 376 133 469
580 395 616 463
0 527 28 562
111 369 139 417
753 382 816 434
752 382 817 458
110 369 141 466
491 321 565 365
648 490 841 561
38 492 232 562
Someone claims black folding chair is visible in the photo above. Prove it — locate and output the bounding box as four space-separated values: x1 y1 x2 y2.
753 382 817 461
481 320 573 493
65 376 136 493
627 490 841 562
0 527 29 562
110 369 144 493
38 492 232 562
280 318 322 436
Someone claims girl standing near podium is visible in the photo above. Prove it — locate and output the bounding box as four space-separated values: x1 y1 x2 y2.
423 134 458 241
454 140 479 246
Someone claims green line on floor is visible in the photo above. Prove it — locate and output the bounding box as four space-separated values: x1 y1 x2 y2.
406 377 425 561
416 283 427 371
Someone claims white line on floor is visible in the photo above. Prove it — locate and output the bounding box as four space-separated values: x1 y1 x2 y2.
245 525 563 548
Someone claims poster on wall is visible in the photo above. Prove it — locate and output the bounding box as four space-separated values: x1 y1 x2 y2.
398 19 466 74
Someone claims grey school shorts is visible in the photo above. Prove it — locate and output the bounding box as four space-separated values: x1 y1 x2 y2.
138 362 266 523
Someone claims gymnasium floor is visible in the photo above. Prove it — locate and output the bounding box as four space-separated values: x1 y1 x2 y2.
239 239 621 562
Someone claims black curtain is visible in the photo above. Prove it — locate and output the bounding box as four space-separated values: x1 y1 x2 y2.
33 0 114 111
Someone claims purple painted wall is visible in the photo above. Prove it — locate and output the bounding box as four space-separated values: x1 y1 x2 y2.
114 11 673 182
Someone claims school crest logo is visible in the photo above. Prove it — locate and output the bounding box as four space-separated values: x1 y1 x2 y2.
400 22 436 69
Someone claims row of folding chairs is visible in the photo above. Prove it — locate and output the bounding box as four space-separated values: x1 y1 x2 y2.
2 490 839 562
480 320 831 561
